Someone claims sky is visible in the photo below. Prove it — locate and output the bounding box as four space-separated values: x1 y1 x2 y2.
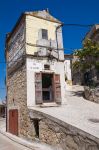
0 0 99 100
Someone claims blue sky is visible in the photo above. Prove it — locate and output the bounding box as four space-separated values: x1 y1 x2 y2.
0 0 99 100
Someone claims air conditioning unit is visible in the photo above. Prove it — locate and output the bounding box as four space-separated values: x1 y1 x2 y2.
51 50 58 59
36 39 50 47
36 39 51 56
38 47 48 56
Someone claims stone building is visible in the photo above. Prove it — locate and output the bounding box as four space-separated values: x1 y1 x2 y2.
6 10 65 138
85 24 99 43
0 100 6 118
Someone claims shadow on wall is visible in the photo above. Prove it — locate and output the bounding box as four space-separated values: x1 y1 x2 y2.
70 91 84 97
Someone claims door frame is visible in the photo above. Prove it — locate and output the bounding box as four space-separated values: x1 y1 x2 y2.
42 72 55 103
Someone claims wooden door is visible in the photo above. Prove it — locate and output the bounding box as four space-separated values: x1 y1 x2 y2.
54 74 61 104
9 109 18 136
35 73 43 104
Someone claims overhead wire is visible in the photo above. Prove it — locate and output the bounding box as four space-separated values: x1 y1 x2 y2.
0 23 95 90
63 24 94 27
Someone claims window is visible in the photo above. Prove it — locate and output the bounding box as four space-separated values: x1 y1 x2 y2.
44 64 50 70
42 29 48 40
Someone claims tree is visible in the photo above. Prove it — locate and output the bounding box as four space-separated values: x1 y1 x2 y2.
73 39 99 86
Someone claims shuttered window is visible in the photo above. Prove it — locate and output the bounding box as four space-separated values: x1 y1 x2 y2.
42 29 48 40
35 73 61 105
54 74 61 104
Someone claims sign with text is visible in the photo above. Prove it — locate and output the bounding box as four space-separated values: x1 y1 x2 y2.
27 60 42 71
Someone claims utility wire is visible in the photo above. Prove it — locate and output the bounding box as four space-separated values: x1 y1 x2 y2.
0 24 95 91
0 23 94 64
63 24 94 27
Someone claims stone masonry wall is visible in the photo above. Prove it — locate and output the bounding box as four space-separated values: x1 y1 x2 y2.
84 86 99 103
7 64 36 140
29 110 99 150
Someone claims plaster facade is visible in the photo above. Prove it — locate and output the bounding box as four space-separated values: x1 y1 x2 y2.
27 58 66 106
64 59 72 86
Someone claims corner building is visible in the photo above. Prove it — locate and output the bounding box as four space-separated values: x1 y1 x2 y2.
6 10 65 138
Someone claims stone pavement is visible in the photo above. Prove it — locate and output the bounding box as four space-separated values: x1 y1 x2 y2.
32 85 99 139
0 132 31 150
0 117 6 132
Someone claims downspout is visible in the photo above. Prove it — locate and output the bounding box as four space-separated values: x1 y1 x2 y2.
55 24 63 60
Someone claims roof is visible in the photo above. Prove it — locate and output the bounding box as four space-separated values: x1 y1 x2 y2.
25 9 62 24
6 9 63 42
84 24 99 40
0 100 6 106
64 54 73 59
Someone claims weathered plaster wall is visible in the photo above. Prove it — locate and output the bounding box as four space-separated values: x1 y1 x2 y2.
26 58 66 106
25 15 63 55
29 109 99 150
7 64 36 139
64 59 72 86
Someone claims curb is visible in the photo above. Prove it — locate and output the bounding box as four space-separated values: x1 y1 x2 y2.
0 130 57 150
0 130 36 150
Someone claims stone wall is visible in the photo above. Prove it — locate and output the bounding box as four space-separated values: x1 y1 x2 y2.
29 109 99 150
84 86 99 103
7 64 36 139
7 62 99 150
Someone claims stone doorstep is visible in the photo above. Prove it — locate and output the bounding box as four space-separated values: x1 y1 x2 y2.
40 102 60 108
0 130 59 150
28 103 60 108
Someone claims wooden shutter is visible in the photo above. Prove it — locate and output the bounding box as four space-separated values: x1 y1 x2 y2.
54 74 61 104
35 73 43 104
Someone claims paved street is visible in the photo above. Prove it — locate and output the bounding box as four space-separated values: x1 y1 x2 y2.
0 132 32 150
0 119 56 150
32 85 99 139
1 85 99 149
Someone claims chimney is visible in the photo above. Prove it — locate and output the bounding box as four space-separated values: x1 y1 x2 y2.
46 8 49 13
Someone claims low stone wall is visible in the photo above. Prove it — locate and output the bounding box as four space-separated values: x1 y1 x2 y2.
29 109 99 150
84 86 99 103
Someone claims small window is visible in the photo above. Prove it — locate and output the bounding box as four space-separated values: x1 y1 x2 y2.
44 64 50 70
42 29 48 40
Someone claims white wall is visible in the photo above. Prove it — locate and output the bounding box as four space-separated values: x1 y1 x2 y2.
64 59 72 81
26 58 66 107
26 15 59 55
25 15 64 61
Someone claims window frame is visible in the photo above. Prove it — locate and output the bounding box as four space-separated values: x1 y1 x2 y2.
41 29 48 40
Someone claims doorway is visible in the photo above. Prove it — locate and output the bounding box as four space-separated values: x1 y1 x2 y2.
42 73 54 102
9 109 18 136
35 72 61 104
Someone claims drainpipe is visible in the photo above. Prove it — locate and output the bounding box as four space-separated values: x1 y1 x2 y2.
55 24 63 60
